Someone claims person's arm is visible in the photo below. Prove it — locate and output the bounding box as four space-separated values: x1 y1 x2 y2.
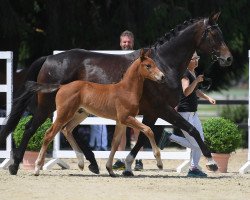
196 89 216 104
182 75 204 96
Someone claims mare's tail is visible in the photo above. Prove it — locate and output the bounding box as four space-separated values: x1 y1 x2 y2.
25 81 60 93
0 56 47 143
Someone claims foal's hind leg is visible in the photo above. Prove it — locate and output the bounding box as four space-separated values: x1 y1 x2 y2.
61 111 90 171
61 110 99 174
34 122 63 176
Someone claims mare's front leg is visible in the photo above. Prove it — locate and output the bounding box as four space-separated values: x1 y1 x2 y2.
106 123 126 177
159 106 218 171
124 116 163 174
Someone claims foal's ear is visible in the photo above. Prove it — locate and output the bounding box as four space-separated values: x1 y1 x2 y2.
140 48 146 61
209 11 221 24
145 49 151 57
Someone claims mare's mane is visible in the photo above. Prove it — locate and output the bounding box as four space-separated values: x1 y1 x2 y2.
153 18 203 48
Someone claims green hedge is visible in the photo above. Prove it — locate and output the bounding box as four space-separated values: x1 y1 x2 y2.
13 116 52 151
220 105 248 147
203 117 242 153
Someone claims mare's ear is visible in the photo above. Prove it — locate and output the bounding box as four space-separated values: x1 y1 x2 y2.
208 11 221 24
140 48 146 61
145 48 151 57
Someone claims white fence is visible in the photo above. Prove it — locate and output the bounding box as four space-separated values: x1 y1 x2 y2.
43 50 191 172
239 50 250 174
0 51 13 169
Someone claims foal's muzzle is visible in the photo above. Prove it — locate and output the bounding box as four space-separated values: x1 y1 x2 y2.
156 72 165 83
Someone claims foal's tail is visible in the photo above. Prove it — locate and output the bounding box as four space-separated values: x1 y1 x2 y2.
25 81 61 93
0 56 47 143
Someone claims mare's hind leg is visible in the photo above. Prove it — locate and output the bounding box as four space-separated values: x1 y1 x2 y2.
106 123 126 177
124 116 163 172
34 121 63 176
9 111 51 175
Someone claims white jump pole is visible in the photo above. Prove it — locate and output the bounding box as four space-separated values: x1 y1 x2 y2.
43 50 191 172
0 51 13 169
239 50 250 174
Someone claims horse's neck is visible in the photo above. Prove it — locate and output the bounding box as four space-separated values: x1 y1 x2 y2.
119 60 144 99
157 21 204 76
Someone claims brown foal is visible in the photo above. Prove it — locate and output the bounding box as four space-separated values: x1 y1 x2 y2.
31 49 165 177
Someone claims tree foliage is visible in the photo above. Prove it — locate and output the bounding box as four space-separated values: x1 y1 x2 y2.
0 0 249 91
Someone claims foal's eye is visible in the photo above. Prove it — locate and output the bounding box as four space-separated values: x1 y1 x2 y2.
145 64 151 69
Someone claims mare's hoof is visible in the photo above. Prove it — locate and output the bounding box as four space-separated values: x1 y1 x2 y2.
122 170 134 177
206 163 218 172
88 163 100 174
8 164 18 175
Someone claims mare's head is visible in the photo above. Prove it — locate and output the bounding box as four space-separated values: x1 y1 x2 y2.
197 12 233 66
139 49 165 82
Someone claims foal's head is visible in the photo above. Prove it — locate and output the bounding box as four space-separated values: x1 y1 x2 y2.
138 49 165 82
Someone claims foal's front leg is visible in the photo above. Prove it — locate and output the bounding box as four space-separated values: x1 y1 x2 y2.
125 114 158 175
106 123 126 177
124 116 163 171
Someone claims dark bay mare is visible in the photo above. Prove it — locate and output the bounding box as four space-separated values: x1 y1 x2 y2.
26 49 165 177
0 12 233 176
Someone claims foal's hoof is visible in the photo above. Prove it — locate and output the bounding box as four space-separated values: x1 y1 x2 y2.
109 173 117 178
157 164 163 170
122 170 134 177
34 172 40 176
8 164 19 175
206 163 218 172
88 163 100 174
106 166 116 177
78 163 84 171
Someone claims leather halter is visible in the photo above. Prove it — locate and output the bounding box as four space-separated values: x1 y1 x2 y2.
198 21 221 63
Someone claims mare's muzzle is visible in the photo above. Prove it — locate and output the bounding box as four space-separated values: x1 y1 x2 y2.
218 55 233 67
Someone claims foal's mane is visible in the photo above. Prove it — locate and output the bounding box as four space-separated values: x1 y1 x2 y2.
153 17 203 48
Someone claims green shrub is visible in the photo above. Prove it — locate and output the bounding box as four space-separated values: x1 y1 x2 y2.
220 105 247 123
13 116 52 151
203 117 242 153
220 105 248 147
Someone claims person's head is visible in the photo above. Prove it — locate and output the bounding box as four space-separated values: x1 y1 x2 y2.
120 30 134 50
188 51 200 70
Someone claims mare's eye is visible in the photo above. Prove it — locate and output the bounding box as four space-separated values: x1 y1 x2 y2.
145 64 151 69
